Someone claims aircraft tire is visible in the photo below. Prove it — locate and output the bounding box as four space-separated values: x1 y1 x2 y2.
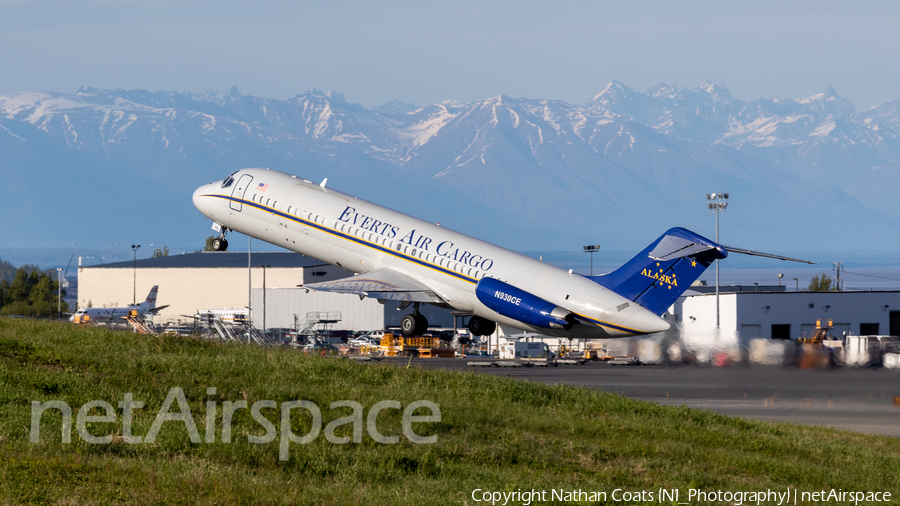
212 238 223 251
400 314 417 337
415 314 428 335
221 239 228 251
468 316 496 336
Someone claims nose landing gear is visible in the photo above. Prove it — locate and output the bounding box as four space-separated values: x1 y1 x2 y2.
211 237 229 251
210 227 229 251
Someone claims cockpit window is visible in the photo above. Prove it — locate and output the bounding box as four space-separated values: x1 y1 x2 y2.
221 170 239 188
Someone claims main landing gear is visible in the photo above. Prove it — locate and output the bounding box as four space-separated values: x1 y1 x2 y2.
467 315 496 336
400 303 429 337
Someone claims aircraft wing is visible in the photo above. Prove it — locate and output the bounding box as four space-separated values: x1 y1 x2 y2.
303 268 446 303
146 305 170 314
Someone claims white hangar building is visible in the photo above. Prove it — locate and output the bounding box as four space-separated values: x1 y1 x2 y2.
76 251 454 332
671 289 900 345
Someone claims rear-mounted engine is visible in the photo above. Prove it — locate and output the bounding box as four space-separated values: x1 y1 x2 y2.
475 277 575 330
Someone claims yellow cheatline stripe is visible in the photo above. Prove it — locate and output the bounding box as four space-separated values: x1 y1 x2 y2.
573 312 642 335
204 194 477 284
204 193 646 336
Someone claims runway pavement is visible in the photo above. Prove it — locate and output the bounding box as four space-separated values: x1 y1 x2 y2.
381 358 900 437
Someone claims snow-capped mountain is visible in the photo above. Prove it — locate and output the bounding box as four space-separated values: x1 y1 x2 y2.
1 83 898 254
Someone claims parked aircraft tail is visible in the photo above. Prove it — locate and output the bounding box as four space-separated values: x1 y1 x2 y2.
139 285 159 309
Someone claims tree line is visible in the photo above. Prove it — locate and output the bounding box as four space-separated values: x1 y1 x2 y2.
0 258 69 317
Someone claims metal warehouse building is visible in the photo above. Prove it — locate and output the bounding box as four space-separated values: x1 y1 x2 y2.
77 251 456 332
672 290 900 345
76 252 378 330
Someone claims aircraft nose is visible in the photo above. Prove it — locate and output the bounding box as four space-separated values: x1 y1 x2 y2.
192 185 204 210
193 183 214 217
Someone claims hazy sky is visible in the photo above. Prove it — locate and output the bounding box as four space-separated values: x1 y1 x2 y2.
1 0 899 109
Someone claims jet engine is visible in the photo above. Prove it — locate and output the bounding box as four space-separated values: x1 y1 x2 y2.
475 277 575 330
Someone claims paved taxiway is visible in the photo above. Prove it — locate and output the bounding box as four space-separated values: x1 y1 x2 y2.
381 358 900 437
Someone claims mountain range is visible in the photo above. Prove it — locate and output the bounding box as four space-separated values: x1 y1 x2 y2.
2 82 899 263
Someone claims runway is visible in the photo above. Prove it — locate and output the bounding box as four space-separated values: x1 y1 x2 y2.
382 358 900 437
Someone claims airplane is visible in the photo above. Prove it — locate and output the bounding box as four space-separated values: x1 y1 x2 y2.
70 285 169 325
193 168 813 339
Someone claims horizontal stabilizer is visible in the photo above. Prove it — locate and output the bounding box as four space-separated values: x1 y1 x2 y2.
304 268 445 303
649 234 716 261
721 245 816 264
146 305 170 314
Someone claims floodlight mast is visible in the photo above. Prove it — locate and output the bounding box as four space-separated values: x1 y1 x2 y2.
131 244 141 305
706 193 728 328
583 245 600 276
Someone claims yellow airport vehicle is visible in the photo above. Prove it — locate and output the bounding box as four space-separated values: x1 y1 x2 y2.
379 333 454 357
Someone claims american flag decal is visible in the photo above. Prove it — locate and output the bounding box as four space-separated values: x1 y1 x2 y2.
257 183 269 192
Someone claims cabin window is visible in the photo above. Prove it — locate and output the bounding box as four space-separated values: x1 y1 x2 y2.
273 201 277 208
287 206 292 214
411 248 417 257
266 198 271 206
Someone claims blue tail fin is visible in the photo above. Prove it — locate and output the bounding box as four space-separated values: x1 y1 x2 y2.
590 227 726 316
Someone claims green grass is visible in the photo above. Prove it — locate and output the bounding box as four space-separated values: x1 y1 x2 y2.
1 318 899 505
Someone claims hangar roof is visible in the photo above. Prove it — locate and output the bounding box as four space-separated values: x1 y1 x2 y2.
82 252 319 269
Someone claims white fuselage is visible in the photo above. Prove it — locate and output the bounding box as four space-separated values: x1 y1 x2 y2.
70 303 149 324
192 168 669 338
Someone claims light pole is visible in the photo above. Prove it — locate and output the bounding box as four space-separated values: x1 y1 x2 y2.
793 277 799 292
248 237 252 330
261 264 270 335
583 245 600 276
706 193 728 328
131 244 141 305
833 262 843 291
56 268 62 319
